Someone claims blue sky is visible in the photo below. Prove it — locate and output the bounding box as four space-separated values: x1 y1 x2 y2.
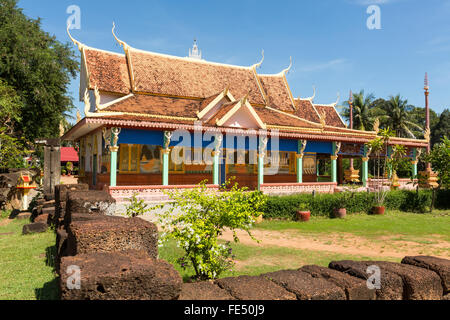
18 0 450 120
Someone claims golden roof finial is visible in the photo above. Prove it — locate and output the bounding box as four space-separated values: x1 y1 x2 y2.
94 85 101 111
304 86 316 102
373 118 380 134
112 22 130 51
252 50 264 69
76 110 81 123
279 56 293 76
66 23 85 52
84 89 93 117
424 127 431 142
319 110 327 131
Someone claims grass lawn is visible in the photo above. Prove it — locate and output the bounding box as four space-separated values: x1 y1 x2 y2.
1 209 448 297
159 210 450 281
256 210 450 241
0 211 58 300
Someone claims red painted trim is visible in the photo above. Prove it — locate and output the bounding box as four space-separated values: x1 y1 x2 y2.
260 182 337 187
108 184 219 191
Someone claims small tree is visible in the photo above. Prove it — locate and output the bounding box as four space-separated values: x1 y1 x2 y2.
366 128 395 206
125 193 149 218
151 180 267 281
65 161 73 175
423 136 450 189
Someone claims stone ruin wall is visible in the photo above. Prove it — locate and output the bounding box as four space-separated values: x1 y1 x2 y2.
30 184 450 300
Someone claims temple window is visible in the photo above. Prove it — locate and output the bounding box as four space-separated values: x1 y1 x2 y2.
119 144 162 174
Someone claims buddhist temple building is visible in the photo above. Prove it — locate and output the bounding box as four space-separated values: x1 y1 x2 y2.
62 25 429 202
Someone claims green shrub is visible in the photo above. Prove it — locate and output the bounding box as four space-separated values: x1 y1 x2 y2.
261 189 447 220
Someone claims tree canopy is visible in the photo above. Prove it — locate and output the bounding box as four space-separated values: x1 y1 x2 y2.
0 0 79 142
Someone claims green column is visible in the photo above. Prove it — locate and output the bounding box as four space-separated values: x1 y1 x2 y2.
109 128 121 187
162 131 171 186
387 145 393 179
297 155 303 183
257 154 264 191
297 140 306 183
361 145 369 187
411 148 417 179
213 151 220 185
110 149 118 187
331 142 338 183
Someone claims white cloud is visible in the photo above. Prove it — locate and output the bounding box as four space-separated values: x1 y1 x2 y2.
297 59 348 73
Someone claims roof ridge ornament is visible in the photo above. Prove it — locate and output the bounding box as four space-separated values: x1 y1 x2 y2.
66 23 85 52
252 50 265 69
304 86 316 102
279 56 292 76
317 92 340 107
112 22 130 51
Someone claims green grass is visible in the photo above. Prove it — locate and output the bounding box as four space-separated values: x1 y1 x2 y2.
158 238 399 282
256 210 450 241
0 212 58 300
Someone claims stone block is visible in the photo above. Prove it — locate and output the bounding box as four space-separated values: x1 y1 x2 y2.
59 250 182 300
216 275 297 300
66 217 158 259
373 261 442 300
22 222 48 235
34 213 49 224
329 260 404 300
401 256 450 294
179 281 235 300
55 184 89 204
66 190 116 216
16 212 32 220
262 269 346 300
301 265 376 300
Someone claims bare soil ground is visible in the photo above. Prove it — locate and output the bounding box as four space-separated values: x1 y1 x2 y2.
220 229 450 260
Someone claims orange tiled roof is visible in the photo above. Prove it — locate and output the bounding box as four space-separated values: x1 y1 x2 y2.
128 49 266 105
102 94 202 118
294 99 320 123
258 75 295 112
84 48 131 95
315 104 346 128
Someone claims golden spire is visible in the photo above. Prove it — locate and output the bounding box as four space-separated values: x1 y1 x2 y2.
66 24 85 52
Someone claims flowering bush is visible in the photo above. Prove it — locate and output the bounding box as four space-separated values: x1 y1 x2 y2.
151 180 267 280
125 193 149 218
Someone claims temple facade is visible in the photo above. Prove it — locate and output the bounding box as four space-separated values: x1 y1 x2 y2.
62 25 429 202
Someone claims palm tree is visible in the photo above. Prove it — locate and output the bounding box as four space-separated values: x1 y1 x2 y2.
375 95 423 138
340 90 377 131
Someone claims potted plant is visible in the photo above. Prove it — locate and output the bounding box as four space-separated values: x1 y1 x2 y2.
296 203 311 222
333 192 350 218
66 161 73 176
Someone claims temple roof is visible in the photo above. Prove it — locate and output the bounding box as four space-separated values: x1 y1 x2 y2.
314 104 346 128
63 29 428 147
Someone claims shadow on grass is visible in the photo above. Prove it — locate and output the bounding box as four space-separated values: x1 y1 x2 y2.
45 245 57 270
35 277 60 300
35 245 60 300
8 209 20 219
